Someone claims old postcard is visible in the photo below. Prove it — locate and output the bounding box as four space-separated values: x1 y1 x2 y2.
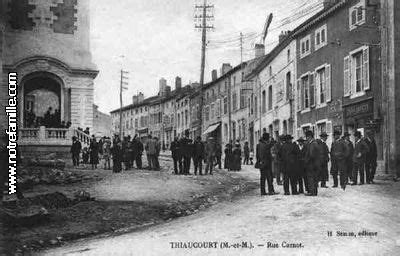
1 0 399 255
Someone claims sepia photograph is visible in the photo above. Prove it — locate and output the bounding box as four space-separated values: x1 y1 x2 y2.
0 0 400 255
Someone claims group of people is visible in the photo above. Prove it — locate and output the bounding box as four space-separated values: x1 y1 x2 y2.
256 129 378 197
71 134 149 173
170 131 221 175
24 107 72 129
169 131 254 175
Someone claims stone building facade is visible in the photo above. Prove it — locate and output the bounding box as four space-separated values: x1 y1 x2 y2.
1 0 98 132
294 0 382 162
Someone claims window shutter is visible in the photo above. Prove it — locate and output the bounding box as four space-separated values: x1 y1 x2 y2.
301 79 305 110
363 46 370 90
326 121 333 134
315 70 321 105
344 56 351 97
326 64 332 102
297 79 301 111
296 128 302 139
310 72 315 107
349 56 354 96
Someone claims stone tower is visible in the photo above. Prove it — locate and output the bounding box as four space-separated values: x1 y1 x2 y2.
0 0 98 131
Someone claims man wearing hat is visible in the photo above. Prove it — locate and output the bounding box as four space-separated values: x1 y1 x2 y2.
256 132 278 195
193 136 205 175
296 137 308 193
205 136 216 175
343 132 354 184
271 134 284 185
330 130 349 190
317 132 330 188
280 135 299 195
70 136 82 167
352 131 369 185
304 130 321 196
180 130 193 175
365 130 377 184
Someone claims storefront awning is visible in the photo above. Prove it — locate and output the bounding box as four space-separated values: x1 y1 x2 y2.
203 123 220 135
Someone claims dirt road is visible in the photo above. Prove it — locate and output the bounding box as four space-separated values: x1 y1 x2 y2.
41 169 400 256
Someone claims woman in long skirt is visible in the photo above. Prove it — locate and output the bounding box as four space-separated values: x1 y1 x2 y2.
224 143 232 171
232 143 242 171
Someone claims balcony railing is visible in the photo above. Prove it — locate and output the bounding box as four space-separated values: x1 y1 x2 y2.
18 127 91 147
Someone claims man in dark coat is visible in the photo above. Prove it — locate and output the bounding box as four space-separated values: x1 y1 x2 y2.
296 137 308 194
111 140 123 173
330 130 349 190
70 136 82 166
170 137 181 175
352 131 369 185
122 137 131 170
193 136 205 175
135 137 144 169
180 131 193 175
317 132 330 188
256 133 278 196
304 130 322 196
365 130 377 184
205 137 216 175
271 135 284 185
280 135 299 195
89 136 99 170
343 132 354 184
215 142 222 169
243 141 250 165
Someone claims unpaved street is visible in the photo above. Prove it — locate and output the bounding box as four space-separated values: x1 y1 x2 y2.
42 167 400 256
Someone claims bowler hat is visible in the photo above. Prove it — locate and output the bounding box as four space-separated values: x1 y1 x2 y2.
343 132 350 137
297 137 305 142
262 133 270 141
305 130 314 137
333 130 341 136
286 134 294 140
320 132 328 138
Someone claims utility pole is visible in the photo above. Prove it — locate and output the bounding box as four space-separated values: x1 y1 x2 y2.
194 0 214 135
119 69 129 137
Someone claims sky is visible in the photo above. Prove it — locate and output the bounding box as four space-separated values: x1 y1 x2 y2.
90 0 323 113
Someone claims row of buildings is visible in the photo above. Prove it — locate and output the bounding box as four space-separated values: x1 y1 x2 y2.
111 0 400 175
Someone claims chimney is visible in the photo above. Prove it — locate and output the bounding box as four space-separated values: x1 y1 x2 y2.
323 0 339 9
254 44 265 58
159 78 167 96
220 63 232 76
278 31 291 43
211 69 218 81
175 76 182 91
138 92 144 103
133 92 144 105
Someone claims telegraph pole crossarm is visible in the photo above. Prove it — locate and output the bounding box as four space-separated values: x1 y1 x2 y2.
194 0 214 136
119 69 129 137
